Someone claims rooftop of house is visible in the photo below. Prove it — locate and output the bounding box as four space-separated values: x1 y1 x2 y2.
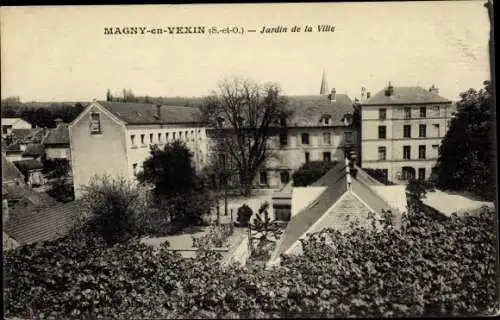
13 158 44 172
22 143 45 158
362 86 451 105
285 94 355 127
4 141 23 154
1 117 30 126
269 161 400 265
4 200 84 246
43 123 69 145
2 153 25 183
96 101 204 125
421 189 495 217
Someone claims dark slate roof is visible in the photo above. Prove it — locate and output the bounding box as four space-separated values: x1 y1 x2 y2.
4 200 84 245
271 163 348 262
13 158 44 171
97 101 203 125
11 128 37 140
4 142 22 154
363 87 451 105
351 177 394 214
22 143 45 158
43 124 69 145
285 94 355 127
2 153 25 183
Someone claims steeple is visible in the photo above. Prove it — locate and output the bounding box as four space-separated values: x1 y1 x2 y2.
320 69 329 95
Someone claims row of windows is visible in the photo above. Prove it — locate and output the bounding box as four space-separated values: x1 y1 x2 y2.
378 168 427 180
279 132 353 147
130 130 201 147
259 170 291 185
377 144 439 160
378 124 440 139
378 106 441 120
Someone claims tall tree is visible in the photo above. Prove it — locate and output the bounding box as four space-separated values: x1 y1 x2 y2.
433 81 495 200
201 77 291 196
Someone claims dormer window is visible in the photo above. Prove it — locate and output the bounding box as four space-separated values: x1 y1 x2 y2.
90 112 101 134
320 114 332 126
342 113 353 126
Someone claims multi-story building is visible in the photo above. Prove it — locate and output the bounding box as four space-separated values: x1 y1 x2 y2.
69 101 208 199
359 83 453 183
206 74 357 189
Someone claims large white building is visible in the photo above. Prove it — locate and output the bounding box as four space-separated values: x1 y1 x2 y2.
69 101 208 199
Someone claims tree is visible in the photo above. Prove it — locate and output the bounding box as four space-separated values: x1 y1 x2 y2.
406 178 427 215
201 77 291 196
433 81 495 200
292 161 338 186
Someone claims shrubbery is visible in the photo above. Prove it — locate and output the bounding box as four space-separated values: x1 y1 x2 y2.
236 204 253 227
4 207 497 319
292 161 338 186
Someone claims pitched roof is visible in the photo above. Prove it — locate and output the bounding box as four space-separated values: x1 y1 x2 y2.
4 142 22 154
96 101 203 125
13 158 44 171
43 124 69 145
2 153 25 183
3 232 20 251
285 94 355 127
421 189 495 217
4 200 84 245
1 118 30 126
11 128 38 141
363 86 451 105
22 143 45 158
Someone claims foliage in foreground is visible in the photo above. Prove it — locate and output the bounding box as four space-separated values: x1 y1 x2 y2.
4 208 498 319
292 161 338 186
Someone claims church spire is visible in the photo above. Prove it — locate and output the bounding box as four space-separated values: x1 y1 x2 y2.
320 69 329 95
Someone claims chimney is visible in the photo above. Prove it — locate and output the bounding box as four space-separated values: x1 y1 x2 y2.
155 104 162 120
429 84 439 95
367 92 371 99
330 88 337 101
385 81 394 96
361 87 366 101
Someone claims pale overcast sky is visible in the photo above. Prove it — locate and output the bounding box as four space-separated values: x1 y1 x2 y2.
0 1 491 102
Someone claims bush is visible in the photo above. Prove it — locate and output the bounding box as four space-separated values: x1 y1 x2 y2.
236 204 253 227
292 161 338 186
4 208 497 319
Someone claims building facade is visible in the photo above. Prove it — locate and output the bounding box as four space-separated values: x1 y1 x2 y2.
69 101 208 199
1 118 32 138
43 119 71 161
360 84 453 183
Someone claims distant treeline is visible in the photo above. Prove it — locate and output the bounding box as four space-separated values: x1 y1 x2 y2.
106 88 207 108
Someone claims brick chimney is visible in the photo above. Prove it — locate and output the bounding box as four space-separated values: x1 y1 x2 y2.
385 82 394 97
329 88 337 102
361 87 366 101
429 84 439 95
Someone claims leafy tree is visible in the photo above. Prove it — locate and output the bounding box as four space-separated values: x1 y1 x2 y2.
292 160 338 186
201 77 291 196
433 81 495 200
236 203 253 227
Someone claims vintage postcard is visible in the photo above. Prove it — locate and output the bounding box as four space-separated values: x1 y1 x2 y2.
1 2 497 319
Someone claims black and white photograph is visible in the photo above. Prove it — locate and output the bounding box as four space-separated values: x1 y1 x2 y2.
1 1 498 318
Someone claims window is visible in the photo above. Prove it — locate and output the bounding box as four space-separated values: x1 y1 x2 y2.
173 132 176 140
132 163 138 176
280 171 290 184
323 132 331 145
432 144 439 149
403 125 411 138
344 131 353 144
378 126 387 139
419 145 426 159
185 131 189 139
166 132 169 140
280 132 288 146
158 133 162 142
420 107 426 118
403 146 411 160
191 131 194 139
179 132 183 140
382 169 389 181
433 105 440 115
301 133 310 145
419 124 426 137
324 117 330 125
140 134 145 145
379 108 387 120
323 152 332 162
90 112 101 134
305 152 310 163
404 107 412 119
378 146 386 160
433 124 440 136
149 133 154 144
259 171 268 185
130 135 136 147
418 168 426 180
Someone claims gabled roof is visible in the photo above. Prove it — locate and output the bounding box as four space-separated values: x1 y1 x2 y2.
43 124 69 145
421 189 495 217
4 200 84 245
11 128 38 141
362 87 451 105
22 143 45 158
13 158 44 171
285 94 355 127
2 153 25 183
95 101 203 125
1 118 30 126
4 142 22 154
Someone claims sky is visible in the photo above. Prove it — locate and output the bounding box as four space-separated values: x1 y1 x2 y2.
0 1 491 103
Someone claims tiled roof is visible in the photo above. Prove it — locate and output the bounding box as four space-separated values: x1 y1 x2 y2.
2 153 25 183
2 183 27 200
13 158 44 171
11 128 37 140
22 143 45 158
4 200 84 245
43 124 70 145
3 232 20 251
4 142 22 154
363 87 451 105
97 101 203 125
285 94 355 127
